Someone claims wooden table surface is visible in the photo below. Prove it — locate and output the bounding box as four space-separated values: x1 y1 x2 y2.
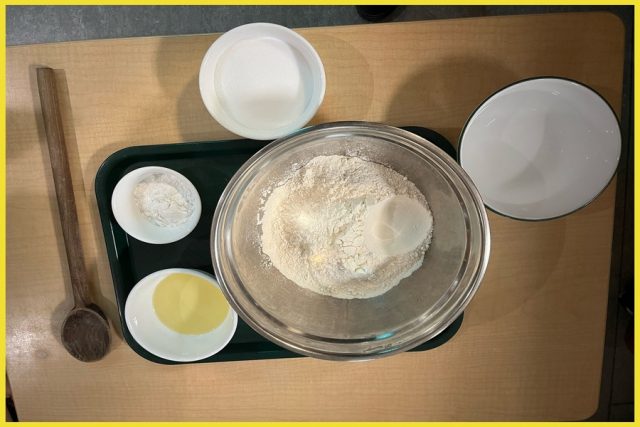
6 12 625 421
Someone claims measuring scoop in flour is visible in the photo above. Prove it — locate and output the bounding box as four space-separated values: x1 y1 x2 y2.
363 195 433 257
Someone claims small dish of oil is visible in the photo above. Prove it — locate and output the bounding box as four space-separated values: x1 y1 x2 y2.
125 268 237 362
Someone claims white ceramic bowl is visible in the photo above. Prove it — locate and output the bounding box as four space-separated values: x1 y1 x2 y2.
111 166 201 244
459 77 621 220
199 23 326 140
125 268 238 362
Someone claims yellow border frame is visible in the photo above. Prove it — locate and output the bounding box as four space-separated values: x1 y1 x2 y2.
1 2 636 425
1 1 638 5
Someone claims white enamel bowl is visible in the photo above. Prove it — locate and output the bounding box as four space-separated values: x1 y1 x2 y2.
459 77 621 220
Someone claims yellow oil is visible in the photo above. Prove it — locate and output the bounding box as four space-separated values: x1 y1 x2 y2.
152 272 229 335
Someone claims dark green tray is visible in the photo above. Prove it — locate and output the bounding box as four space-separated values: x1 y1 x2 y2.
94 126 463 364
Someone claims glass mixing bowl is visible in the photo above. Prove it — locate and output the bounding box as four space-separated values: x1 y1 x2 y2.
212 122 490 360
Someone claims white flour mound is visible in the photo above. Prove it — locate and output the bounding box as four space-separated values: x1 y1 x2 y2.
259 155 433 299
133 173 195 227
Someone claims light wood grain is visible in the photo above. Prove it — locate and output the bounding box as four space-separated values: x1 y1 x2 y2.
6 12 624 421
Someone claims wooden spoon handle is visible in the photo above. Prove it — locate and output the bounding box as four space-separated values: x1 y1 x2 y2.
37 67 90 307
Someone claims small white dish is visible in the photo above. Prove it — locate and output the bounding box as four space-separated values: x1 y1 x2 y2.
199 22 326 140
125 268 238 362
111 166 201 244
459 77 621 221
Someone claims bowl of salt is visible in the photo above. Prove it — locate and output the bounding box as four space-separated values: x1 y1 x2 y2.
111 166 202 244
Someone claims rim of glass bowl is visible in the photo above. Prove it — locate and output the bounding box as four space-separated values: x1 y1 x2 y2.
212 121 491 360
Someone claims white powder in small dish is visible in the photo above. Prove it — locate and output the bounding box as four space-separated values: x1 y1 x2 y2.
133 173 196 227
259 155 433 299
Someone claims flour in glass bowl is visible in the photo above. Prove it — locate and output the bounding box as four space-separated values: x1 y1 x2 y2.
259 155 433 299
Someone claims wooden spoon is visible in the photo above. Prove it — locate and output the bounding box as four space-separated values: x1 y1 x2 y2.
37 67 111 362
